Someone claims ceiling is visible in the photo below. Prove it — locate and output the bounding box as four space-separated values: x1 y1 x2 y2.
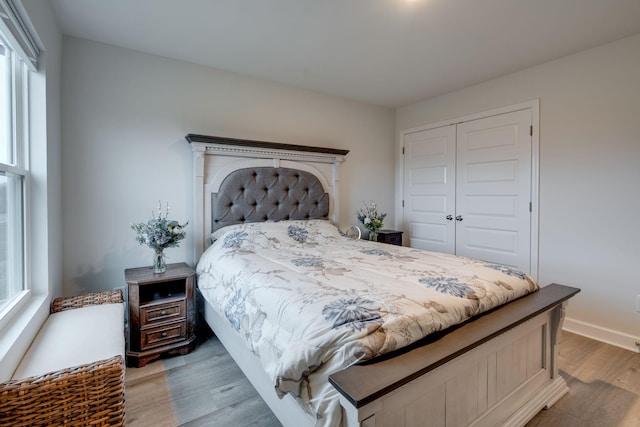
50 0 640 108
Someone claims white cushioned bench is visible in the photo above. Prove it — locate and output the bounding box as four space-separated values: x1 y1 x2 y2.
0 290 126 426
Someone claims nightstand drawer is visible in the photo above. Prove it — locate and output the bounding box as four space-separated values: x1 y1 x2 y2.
140 321 187 350
140 299 185 326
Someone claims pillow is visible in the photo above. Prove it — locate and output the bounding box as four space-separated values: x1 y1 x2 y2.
210 219 342 247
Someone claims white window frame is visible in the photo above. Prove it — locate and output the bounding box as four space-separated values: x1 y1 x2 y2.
0 2 33 328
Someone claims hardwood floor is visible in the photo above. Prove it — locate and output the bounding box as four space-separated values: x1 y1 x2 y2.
125 331 279 427
125 331 640 426
526 332 640 427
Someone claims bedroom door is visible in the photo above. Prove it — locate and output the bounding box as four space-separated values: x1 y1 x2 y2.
402 108 533 273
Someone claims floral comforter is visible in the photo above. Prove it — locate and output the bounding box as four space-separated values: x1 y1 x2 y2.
196 220 538 426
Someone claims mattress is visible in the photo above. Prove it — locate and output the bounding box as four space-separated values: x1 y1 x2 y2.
196 219 538 426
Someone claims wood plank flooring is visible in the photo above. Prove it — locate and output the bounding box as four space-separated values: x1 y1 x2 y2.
125 331 640 426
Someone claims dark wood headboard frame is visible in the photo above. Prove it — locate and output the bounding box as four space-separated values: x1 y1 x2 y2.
186 134 350 156
187 134 349 259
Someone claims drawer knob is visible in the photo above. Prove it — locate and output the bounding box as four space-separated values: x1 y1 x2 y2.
161 332 168 337
160 310 167 316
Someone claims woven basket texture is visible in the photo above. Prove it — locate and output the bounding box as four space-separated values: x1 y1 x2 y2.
51 289 124 313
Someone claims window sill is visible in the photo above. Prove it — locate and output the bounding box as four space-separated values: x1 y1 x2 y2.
0 294 49 381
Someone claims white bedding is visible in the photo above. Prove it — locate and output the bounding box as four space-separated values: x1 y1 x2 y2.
196 219 538 426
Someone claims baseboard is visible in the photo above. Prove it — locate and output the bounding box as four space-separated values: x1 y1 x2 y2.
563 317 640 353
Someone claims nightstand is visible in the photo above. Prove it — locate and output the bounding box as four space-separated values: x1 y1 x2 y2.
125 262 196 367
376 229 403 246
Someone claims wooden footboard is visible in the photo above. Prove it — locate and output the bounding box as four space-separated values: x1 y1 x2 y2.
329 284 580 427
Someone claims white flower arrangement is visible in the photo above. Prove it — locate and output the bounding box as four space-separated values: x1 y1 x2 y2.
356 200 386 233
131 201 188 252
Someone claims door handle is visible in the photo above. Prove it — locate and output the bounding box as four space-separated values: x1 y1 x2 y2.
455 215 463 221
446 215 453 221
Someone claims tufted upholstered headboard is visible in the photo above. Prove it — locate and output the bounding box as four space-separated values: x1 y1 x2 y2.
188 134 348 259
211 167 329 232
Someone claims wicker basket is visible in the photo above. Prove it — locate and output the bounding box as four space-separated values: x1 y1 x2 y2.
0 290 126 426
50 289 124 313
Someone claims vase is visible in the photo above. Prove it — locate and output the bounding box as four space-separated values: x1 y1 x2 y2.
152 249 166 274
369 231 378 242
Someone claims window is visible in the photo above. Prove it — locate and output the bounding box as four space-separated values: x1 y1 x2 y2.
0 32 29 318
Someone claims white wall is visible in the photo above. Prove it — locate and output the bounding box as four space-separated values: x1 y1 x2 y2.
61 37 395 296
397 34 640 349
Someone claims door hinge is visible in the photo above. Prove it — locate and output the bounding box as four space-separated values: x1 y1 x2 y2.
402 146 405 155
529 202 532 212
530 125 533 136
402 200 405 208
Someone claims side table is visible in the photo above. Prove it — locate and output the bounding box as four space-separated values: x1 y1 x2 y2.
125 262 196 367
376 229 403 246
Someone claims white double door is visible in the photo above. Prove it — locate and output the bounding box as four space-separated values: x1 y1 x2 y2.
403 109 533 273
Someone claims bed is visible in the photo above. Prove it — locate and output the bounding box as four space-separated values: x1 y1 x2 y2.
187 134 580 427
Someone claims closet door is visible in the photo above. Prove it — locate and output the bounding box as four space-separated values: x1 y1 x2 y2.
455 109 532 271
403 125 456 253
402 108 533 273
